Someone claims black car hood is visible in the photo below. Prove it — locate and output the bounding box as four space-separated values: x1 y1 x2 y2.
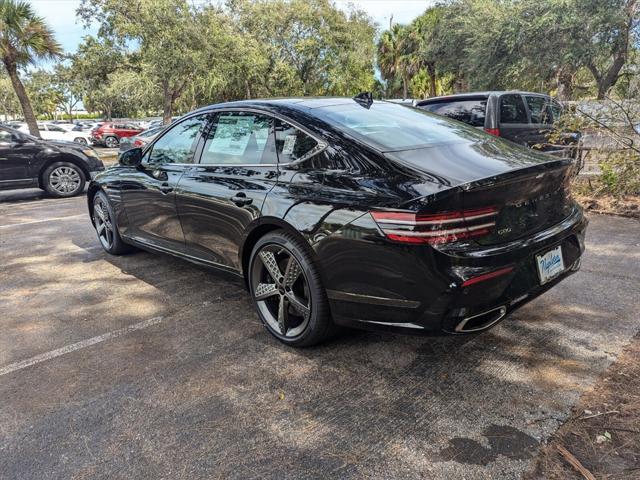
45 140 87 152
384 139 564 187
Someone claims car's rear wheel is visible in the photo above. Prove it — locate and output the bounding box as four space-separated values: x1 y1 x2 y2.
73 137 88 145
248 231 334 347
43 162 86 197
104 136 119 148
92 191 133 255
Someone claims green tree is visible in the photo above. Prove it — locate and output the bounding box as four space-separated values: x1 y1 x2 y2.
52 63 84 119
408 6 446 98
378 24 415 99
79 0 219 124
25 69 61 119
0 72 20 119
230 0 376 97
0 0 62 136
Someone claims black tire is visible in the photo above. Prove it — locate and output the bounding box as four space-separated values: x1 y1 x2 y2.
104 136 119 148
73 137 88 145
248 230 335 347
92 190 134 255
42 161 86 198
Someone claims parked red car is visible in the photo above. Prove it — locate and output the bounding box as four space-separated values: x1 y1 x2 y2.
91 123 144 148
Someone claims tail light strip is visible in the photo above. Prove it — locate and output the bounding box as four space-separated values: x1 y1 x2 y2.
382 222 496 237
371 207 498 245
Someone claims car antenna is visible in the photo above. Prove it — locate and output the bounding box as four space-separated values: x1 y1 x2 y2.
353 92 374 109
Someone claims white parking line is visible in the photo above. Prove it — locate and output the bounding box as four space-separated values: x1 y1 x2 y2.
0 317 164 377
0 214 87 229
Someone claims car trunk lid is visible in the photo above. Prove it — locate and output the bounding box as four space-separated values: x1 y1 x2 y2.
384 140 576 246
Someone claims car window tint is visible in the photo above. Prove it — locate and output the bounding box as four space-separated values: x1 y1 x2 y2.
525 96 553 124
420 99 487 127
47 125 65 132
200 112 277 165
274 119 318 163
147 115 207 165
499 94 528 124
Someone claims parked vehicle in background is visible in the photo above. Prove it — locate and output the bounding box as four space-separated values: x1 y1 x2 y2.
0 125 104 197
386 98 418 106
88 98 586 347
57 123 92 133
91 122 144 148
416 92 579 156
16 122 93 145
118 126 165 152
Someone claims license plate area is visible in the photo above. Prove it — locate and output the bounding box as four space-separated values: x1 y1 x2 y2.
536 245 565 285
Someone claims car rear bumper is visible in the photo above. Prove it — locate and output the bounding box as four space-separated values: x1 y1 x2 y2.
321 208 588 335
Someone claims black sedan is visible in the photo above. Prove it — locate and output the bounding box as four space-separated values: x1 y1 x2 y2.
87 98 587 346
0 125 104 197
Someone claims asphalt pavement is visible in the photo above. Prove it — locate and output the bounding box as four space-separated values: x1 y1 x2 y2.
1 189 639 479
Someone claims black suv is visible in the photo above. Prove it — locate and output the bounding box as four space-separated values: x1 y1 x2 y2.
416 91 577 155
0 125 105 198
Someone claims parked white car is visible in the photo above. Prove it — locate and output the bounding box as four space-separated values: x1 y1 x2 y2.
17 123 93 145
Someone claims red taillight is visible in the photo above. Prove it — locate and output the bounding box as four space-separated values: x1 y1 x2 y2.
370 207 498 245
484 127 500 136
133 139 143 146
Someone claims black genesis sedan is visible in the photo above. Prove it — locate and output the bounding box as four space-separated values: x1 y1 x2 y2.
87 97 587 346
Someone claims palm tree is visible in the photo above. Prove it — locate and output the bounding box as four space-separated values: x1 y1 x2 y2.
0 0 61 136
409 6 446 98
378 24 415 99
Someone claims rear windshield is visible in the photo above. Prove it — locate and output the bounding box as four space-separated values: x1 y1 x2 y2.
420 98 487 127
317 102 486 151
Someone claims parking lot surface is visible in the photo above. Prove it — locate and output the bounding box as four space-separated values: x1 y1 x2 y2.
1 189 639 480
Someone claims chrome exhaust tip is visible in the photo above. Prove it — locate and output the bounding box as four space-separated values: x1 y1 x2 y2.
455 306 507 333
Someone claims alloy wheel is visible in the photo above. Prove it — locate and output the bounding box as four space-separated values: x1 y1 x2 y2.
93 196 114 250
49 166 82 195
251 244 311 338
105 137 118 148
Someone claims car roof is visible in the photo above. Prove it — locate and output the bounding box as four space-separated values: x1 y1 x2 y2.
192 97 373 114
418 91 551 103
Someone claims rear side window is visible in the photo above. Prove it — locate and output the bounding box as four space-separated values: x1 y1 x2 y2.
147 115 207 165
499 95 528 124
420 99 487 127
274 119 318 163
525 96 553 124
200 112 277 165
319 102 482 151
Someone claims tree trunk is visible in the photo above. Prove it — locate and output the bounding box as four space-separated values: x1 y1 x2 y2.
556 67 574 101
427 63 437 97
4 61 40 137
402 75 408 100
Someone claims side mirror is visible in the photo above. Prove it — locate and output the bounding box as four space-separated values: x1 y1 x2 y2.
119 147 143 167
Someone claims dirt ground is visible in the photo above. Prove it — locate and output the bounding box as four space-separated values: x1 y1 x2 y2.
527 334 640 479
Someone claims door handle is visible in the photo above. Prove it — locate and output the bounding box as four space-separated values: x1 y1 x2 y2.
159 182 173 194
230 193 253 207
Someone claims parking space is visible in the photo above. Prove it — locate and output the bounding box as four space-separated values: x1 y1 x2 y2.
1 190 639 479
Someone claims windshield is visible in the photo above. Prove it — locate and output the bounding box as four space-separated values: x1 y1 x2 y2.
317 101 487 151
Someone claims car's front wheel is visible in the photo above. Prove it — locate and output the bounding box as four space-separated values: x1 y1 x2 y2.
43 162 86 197
248 231 334 347
92 191 133 255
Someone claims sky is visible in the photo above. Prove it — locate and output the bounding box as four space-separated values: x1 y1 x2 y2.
31 0 433 55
